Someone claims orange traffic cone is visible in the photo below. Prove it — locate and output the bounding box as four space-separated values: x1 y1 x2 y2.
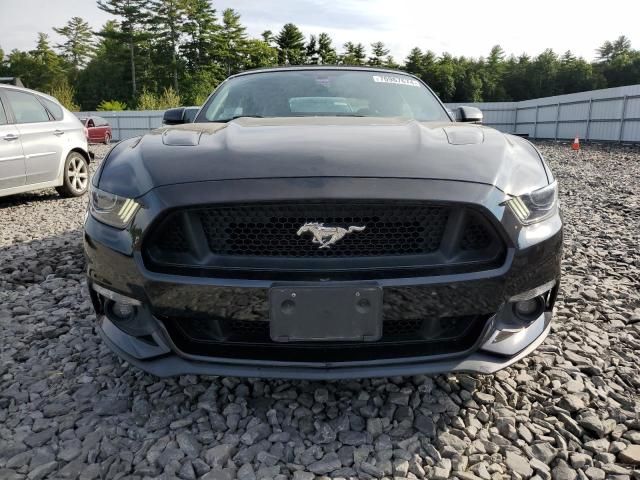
571 136 580 151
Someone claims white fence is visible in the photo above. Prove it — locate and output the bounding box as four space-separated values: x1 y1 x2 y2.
448 84 640 142
76 110 166 142
79 83 640 143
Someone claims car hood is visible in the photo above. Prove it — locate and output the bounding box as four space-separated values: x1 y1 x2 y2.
99 117 548 198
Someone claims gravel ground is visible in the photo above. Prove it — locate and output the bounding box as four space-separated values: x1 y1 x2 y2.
0 141 639 480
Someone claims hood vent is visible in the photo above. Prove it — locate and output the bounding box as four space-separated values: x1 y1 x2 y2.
443 126 484 145
162 129 202 146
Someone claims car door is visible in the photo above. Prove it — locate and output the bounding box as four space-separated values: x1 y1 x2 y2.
94 117 109 142
4 89 64 185
0 94 26 190
86 118 97 142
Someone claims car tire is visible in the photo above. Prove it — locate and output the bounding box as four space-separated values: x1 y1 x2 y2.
56 152 89 198
104 133 111 145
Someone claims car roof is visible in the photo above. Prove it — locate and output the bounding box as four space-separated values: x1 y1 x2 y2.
0 83 59 103
229 65 420 80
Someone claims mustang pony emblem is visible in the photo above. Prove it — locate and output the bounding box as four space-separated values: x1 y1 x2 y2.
296 222 366 249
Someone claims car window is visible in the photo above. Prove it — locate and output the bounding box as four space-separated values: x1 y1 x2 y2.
5 90 50 123
200 70 449 122
39 97 64 121
97 117 109 126
0 98 6 125
88 119 95 127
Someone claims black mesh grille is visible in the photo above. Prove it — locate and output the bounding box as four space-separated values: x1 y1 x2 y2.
383 319 423 336
144 202 505 275
197 203 449 257
156 217 190 252
461 214 492 250
161 314 491 362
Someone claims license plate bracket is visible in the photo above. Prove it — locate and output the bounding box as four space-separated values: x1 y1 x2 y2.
270 285 382 342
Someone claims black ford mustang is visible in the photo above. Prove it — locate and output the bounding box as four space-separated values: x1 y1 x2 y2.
84 66 562 379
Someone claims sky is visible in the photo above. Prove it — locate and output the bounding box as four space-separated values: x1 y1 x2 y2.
1 0 639 62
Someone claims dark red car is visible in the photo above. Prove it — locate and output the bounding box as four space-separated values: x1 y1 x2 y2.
80 116 112 144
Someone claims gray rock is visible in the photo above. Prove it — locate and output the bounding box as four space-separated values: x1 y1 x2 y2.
414 414 436 437
237 463 256 480
437 432 467 452
505 451 533 477
204 444 236 468
584 438 610 453
27 461 58 480
551 461 578 480
558 394 586 412
292 471 314 480
584 467 606 480
338 430 370 446
24 429 56 448
93 397 129 416
360 461 384 478
618 445 640 465
0 469 23 480
308 452 341 475
200 468 235 480
176 431 202 458
532 442 558 463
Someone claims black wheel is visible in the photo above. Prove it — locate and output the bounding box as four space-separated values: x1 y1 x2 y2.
56 152 89 198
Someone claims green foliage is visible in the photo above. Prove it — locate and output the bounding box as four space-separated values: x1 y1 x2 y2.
48 80 80 111
341 42 366 65
276 23 306 65
216 8 248 75
3 5 639 110
97 99 127 111
368 41 389 66
53 17 95 69
7 33 68 91
317 33 336 65
136 88 159 110
136 86 181 110
97 0 153 96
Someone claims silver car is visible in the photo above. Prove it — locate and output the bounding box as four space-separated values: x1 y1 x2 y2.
0 85 91 198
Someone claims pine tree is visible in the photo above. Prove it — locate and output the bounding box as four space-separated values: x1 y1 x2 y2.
276 23 306 65
7 33 67 91
368 41 389 66
306 35 318 64
353 43 366 65
341 42 366 65
97 0 152 96
405 47 423 75
261 30 275 46
0 46 6 75
148 0 187 90
215 8 248 75
76 20 131 109
181 0 219 69
53 17 95 69
317 33 336 65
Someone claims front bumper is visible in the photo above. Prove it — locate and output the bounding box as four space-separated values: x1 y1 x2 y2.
96 311 552 379
85 177 562 379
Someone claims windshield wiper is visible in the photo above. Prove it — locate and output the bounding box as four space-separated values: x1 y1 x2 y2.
216 115 264 123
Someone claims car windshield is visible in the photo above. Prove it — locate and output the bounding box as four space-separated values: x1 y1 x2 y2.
199 70 449 122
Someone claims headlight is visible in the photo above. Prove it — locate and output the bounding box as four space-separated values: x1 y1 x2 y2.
89 186 140 229
506 181 558 224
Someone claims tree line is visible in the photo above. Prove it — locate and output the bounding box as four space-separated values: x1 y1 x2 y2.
0 0 638 111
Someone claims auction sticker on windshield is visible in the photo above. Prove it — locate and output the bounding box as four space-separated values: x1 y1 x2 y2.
372 75 420 87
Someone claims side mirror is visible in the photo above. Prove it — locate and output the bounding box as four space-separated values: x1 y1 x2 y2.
455 106 483 124
163 107 186 125
182 107 200 123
